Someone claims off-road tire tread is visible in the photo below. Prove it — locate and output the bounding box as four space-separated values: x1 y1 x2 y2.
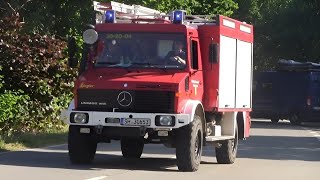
215 127 238 164
68 126 97 164
121 138 144 159
176 115 203 172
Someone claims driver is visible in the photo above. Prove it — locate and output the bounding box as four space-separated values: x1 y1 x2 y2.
97 40 122 64
165 41 186 65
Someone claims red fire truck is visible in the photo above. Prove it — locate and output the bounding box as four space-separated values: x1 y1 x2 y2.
61 1 253 172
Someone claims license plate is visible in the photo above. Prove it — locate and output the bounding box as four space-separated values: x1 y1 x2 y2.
120 118 151 126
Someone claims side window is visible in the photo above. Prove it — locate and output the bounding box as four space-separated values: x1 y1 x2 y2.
157 40 173 58
191 40 199 70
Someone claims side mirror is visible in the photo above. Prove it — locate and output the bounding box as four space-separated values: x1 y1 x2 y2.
68 37 78 68
209 43 218 63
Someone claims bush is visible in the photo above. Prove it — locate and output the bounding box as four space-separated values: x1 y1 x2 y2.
0 91 30 135
0 15 77 134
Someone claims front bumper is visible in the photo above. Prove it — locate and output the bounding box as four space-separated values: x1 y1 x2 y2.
61 110 191 129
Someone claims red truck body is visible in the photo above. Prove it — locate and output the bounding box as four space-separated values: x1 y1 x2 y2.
61 1 253 171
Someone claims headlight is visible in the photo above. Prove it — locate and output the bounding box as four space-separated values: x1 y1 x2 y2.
70 112 89 124
83 29 98 44
156 115 175 126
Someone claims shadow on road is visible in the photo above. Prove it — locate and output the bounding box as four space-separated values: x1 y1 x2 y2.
251 120 320 130
238 135 320 161
0 126 319 171
0 143 216 172
0 150 177 172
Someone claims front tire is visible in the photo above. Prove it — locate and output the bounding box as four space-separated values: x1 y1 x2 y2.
215 126 238 164
176 115 203 172
121 138 144 158
68 126 97 164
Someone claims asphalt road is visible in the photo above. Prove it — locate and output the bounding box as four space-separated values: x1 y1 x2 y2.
0 119 320 180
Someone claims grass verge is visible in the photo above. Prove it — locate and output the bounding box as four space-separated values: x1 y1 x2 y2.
0 128 68 152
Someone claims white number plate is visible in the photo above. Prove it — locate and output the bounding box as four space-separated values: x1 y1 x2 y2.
120 118 151 126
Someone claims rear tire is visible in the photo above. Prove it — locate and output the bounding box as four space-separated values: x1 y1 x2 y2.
271 118 279 124
215 126 238 164
121 138 144 158
176 115 203 172
289 113 302 125
68 126 97 164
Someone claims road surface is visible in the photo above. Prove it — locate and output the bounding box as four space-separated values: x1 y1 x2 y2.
0 119 319 180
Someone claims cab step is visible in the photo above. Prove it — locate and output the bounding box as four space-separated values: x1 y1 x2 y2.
205 135 234 142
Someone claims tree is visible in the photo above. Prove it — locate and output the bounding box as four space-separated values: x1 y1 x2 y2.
234 0 320 70
2 0 238 37
104 0 237 16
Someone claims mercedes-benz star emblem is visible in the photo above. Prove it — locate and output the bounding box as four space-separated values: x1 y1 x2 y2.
117 91 132 107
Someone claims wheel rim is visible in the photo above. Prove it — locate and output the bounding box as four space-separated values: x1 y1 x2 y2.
194 130 202 160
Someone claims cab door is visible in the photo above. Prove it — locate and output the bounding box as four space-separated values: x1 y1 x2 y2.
189 38 203 101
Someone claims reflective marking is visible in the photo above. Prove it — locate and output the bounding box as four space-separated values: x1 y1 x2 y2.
240 25 251 33
191 80 200 84
85 176 107 180
222 19 235 28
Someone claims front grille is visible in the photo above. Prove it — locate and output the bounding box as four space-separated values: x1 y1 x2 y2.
77 89 175 113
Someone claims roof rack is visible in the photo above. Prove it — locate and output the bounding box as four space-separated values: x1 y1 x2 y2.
277 59 320 72
93 1 218 25
185 15 217 24
94 1 166 24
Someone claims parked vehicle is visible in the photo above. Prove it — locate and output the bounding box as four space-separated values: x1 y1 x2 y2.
252 59 320 125
61 1 253 171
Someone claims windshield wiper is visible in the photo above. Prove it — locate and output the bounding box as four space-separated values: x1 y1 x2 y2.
130 62 152 67
159 66 168 72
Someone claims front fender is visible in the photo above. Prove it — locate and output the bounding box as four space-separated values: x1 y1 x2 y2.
60 99 75 124
182 100 204 122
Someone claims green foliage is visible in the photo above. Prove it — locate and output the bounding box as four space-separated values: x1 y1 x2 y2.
0 0 94 37
0 90 30 135
1 0 238 37
105 0 238 16
234 0 320 70
0 129 67 151
0 15 77 134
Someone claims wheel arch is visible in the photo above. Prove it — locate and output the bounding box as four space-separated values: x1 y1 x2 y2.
183 100 206 135
236 111 251 139
236 112 245 139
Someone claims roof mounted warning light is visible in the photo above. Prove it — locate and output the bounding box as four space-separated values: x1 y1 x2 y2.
173 10 185 24
105 10 116 23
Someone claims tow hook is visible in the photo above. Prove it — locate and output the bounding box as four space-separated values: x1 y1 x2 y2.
95 125 103 134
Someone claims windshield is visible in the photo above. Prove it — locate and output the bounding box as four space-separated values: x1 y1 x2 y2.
95 33 187 69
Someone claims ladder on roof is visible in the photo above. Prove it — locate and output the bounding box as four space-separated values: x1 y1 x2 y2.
94 1 165 24
93 1 217 25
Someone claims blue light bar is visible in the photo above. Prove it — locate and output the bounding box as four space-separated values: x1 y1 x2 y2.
105 10 116 23
173 10 185 24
